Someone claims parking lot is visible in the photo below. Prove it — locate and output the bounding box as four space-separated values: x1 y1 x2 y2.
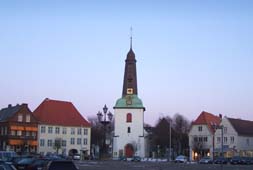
76 160 253 170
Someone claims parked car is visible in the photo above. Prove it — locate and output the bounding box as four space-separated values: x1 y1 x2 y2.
132 156 141 162
27 159 49 170
46 160 78 170
0 151 17 162
0 161 17 170
174 155 187 163
230 156 242 164
16 157 36 170
72 154 80 160
241 157 253 165
199 156 213 164
213 157 228 164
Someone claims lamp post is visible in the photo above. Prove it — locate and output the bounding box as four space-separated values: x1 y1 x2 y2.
97 104 113 158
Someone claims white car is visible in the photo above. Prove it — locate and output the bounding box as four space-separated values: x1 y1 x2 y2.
175 155 187 163
73 154 81 160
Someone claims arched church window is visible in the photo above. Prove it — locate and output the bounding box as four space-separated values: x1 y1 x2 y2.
127 127 131 133
126 113 132 122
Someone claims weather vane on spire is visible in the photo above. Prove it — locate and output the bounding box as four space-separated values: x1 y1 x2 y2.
130 27 133 49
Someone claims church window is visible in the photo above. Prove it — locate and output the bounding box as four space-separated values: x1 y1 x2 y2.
126 113 132 122
127 127 131 133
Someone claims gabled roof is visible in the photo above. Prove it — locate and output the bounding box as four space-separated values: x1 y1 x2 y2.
192 111 221 133
33 98 90 127
227 117 253 136
0 104 23 121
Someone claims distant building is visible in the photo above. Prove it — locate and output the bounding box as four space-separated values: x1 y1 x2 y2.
214 117 253 157
0 104 38 154
188 111 221 161
33 98 91 157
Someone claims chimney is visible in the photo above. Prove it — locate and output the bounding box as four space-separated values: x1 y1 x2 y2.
8 104 12 108
219 114 222 119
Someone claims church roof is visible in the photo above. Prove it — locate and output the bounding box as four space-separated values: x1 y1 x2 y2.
33 98 90 127
114 95 145 110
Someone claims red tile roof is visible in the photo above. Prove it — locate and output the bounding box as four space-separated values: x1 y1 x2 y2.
192 111 221 133
33 98 90 127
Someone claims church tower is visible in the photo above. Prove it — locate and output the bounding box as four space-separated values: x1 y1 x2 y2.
113 36 146 158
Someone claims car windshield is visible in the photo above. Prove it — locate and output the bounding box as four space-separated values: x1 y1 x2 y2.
176 156 185 159
18 158 35 164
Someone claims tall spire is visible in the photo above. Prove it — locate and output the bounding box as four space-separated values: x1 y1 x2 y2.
130 27 133 49
122 28 137 97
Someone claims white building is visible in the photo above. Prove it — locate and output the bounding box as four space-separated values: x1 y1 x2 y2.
113 41 148 159
188 111 220 161
214 116 253 158
33 98 91 157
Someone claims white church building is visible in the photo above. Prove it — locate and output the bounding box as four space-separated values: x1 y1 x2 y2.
113 39 149 159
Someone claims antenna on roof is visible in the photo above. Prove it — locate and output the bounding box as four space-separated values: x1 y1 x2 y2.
130 26 133 49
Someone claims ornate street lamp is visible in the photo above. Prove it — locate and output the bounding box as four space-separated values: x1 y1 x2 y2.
97 104 113 158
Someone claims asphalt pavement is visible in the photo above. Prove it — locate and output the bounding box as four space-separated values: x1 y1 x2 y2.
75 160 253 170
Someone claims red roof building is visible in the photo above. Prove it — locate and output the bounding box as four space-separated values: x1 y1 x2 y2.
33 98 91 156
189 111 221 161
33 98 90 127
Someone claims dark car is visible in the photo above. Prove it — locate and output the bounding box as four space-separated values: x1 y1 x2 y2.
0 161 17 170
46 160 78 170
214 157 228 164
27 159 49 170
199 156 213 164
16 157 36 170
230 156 242 164
241 157 253 165
132 156 141 162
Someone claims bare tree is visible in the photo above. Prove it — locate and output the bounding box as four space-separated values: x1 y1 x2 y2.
54 138 62 154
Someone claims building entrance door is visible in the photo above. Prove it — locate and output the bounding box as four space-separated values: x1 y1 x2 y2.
125 144 134 157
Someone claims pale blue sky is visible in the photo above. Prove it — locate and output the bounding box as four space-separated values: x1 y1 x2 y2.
1 0 253 125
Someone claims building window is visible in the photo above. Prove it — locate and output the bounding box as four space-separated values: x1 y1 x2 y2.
62 127 67 134
230 136 234 144
77 138 81 145
203 137 208 142
247 138 250 146
41 126 46 133
194 137 198 142
55 127 60 134
48 127 53 134
198 126 202 131
71 128 75 135
18 114 22 122
47 139 53 147
17 130 22 136
127 127 131 133
25 131 30 136
25 115 30 122
199 137 203 142
40 139 45 147
70 138 75 145
217 137 221 143
126 113 132 123
77 128 81 135
62 140 66 147
83 138 87 145
11 130 15 136
31 131 36 137
224 137 228 144
83 129 88 135
223 127 227 134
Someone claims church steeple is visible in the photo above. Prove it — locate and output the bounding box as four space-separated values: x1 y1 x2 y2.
122 34 138 97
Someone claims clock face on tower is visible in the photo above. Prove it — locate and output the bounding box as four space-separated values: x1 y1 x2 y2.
127 88 133 94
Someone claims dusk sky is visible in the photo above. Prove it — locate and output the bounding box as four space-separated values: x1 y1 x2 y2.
1 0 253 125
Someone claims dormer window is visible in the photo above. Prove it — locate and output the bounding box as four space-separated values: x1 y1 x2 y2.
18 114 22 122
26 115 30 122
